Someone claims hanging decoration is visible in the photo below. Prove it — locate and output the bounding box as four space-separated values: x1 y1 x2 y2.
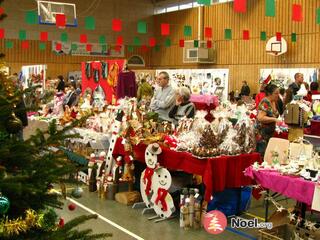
179 39 184 48
133 36 141 46
112 19 122 32
40 32 48 42
25 10 37 25
265 0 275 17
116 36 123 45
0 28 4 39
61 32 68 43
276 32 281 41
19 30 26 40
0 7 4 15
317 8 320 25
161 23 170 36
86 44 92 52
291 33 297 43
225 29 232 40
21 40 29 50
55 13 66 28
85 16 95 30
137 20 147 34
207 40 212 49
149 37 156 47
165 38 171 47
184 25 192 37
127 45 134 52
155 45 160 52
39 42 46 50
71 43 77 51
55 42 62 51
260 31 267 41
80 34 87 44
205 27 212 38
5 40 13 49
243 30 250 40
141 45 148 52
194 40 199 48
234 0 247 13
292 4 303 22
99 35 106 44
197 0 211 6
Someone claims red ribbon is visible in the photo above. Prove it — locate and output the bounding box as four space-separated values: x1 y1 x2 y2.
143 167 154 195
155 188 168 211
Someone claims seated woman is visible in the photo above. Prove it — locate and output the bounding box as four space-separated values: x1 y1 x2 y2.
256 84 280 156
168 86 196 125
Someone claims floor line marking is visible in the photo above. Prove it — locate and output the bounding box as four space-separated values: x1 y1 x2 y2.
242 212 265 221
67 197 145 240
226 227 257 240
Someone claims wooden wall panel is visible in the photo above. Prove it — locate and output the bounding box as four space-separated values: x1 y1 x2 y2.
151 0 320 94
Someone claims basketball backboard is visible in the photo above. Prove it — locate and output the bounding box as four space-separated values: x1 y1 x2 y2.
37 0 77 27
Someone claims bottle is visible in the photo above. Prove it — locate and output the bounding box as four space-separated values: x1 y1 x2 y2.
194 201 201 229
189 189 195 228
89 163 97 192
183 198 190 230
235 89 239 98
200 201 208 228
179 188 189 228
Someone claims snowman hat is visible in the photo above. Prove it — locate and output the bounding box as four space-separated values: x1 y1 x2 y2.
146 143 162 155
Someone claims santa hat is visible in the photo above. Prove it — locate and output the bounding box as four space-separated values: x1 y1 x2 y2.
263 75 272 85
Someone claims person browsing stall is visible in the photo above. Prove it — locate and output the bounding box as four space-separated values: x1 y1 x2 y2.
256 84 281 155
288 73 304 96
169 87 196 125
150 71 175 121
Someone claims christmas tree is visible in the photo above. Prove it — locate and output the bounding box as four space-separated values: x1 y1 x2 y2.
0 1 110 238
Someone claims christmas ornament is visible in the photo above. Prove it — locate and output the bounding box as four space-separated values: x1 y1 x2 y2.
68 203 76 211
71 186 83 198
0 195 10 214
5 112 22 134
58 217 65 227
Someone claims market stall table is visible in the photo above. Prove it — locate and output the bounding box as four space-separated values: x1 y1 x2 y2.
113 138 261 201
245 166 317 221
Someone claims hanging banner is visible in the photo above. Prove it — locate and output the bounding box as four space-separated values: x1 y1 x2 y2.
52 41 125 57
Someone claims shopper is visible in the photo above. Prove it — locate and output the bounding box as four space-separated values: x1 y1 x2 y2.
169 86 196 125
255 84 266 110
303 82 312 102
150 71 175 121
137 78 153 103
256 84 280 156
288 73 304 96
277 88 285 115
240 81 250 97
310 82 320 95
56 75 65 92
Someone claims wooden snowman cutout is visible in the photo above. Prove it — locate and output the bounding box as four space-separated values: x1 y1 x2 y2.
140 143 161 208
151 167 175 219
105 110 124 178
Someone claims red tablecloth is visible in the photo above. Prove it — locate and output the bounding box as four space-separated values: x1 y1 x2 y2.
113 138 261 201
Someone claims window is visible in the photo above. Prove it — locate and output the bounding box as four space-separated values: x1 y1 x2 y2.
167 6 179 12
179 3 193 10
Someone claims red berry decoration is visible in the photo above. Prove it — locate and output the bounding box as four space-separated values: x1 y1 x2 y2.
58 217 65 227
68 203 76 211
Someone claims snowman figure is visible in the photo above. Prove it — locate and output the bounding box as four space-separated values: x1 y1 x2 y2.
105 110 124 178
140 143 162 208
150 167 176 219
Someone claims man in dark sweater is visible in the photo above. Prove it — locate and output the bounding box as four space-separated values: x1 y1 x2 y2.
288 73 304 96
240 81 250 97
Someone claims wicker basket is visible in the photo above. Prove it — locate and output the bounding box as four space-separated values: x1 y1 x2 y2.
259 224 320 240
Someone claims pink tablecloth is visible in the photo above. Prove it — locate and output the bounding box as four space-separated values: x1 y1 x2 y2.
245 166 316 205
190 94 219 107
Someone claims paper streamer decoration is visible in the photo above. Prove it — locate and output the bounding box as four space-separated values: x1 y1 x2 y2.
234 0 246 13
40 32 48 41
85 16 95 30
61 32 68 43
161 23 170 36
112 19 122 32
292 4 303 22
0 28 4 39
243 30 249 40
317 8 320 24
291 33 297 42
205 27 212 38
265 0 275 17
80 34 87 43
99 35 106 44
149 37 156 47
207 40 212 49
137 21 147 34
225 29 232 40
128 45 134 52
194 40 199 47
71 43 78 51
179 39 184 48
276 32 281 41
260 31 267 41
56 42 62 51
39 42 46 50
101 44 107 52
133 36 141 46
0 7 4 15
86 44 92 52
5 40 13 49
19 30 26 40
56 14 66 27
116 36 123 45
25 11 37 24
197 0 211 6
21 40 29 49
184 25 192 37
165 38 171 47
